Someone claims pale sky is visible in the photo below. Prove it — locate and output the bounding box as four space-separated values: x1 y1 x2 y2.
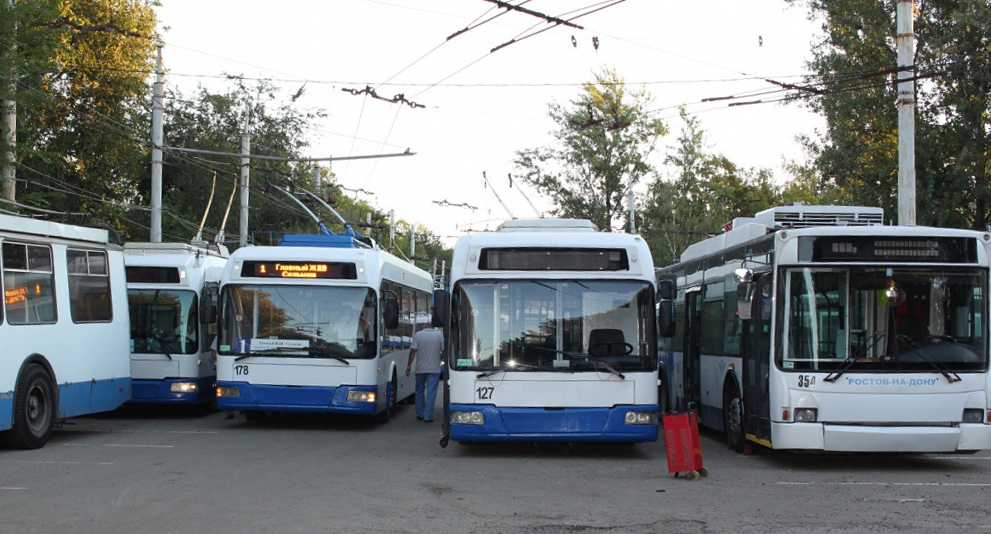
154 0 826 245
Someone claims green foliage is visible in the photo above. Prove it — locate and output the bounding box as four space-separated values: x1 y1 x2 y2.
514 68 667 232
788 0 991 229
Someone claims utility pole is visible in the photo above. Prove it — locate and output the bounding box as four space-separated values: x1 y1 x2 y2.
3 0 17 203
896 0 916 226
150 46 164 241
238 104 251 247
626 173 635 234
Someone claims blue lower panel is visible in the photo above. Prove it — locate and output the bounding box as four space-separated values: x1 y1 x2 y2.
449 404 659 443
129 376 216 405
216 381 378 415
1 378 130 431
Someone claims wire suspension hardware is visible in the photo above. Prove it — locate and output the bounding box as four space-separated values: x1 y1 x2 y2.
342 85 425 109
433 199 479 211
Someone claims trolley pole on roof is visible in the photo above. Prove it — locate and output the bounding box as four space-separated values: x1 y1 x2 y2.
896 0 916 226
150 46 164 242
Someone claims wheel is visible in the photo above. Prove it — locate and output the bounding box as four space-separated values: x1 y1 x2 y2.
686 470 700 481
723 391 745 453
376 374 397 424
7 365 55 450
698 467 709 478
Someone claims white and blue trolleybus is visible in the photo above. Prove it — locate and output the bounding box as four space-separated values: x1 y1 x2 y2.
0 214 131 449
124 241 229 405
214 233 434 421
443 219 660 444
656 204 991 453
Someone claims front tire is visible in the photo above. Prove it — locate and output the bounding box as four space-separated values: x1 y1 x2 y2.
658 376 669 416
7 365 55 450
376 373 397 424
723 391 745 453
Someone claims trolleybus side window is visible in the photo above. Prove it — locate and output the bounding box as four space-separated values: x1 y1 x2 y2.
700 282 724 355
67 249 113 323
3 242 56 325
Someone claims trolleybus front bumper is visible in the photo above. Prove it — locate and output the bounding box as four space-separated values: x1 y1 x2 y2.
216 381 382 415
768 421 991 452
129 376 216 405
449 404 659 443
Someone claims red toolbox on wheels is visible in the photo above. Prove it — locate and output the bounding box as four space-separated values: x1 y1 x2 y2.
662 412 707 481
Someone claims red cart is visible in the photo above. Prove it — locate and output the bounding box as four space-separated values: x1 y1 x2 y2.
662 411 708 481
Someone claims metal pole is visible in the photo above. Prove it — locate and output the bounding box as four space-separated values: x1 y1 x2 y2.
2 0 15 202
627 172 635 233
150 46 164 241
897 0 916 226
238 104 251 247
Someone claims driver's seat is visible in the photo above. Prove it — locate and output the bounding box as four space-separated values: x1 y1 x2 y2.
589 328 625 357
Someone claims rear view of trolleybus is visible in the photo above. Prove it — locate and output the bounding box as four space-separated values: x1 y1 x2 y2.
657 205 991 453
124 242 228 405
443 219 661 444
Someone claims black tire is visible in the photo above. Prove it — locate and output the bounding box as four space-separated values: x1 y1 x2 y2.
7 365 55 450
723 391 745 453
376 373 397 424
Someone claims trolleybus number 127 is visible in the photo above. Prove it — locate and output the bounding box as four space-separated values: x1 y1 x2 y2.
476 386 495 400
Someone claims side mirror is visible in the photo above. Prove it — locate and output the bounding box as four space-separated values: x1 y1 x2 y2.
657 276 676 301
199 286 218 325
658 300 675 338
384 299 399 330
433 289 450 329
734 268 753 283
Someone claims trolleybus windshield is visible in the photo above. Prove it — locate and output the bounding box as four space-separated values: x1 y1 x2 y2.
451 279 656 373
779 267 987 373
218 285 376 360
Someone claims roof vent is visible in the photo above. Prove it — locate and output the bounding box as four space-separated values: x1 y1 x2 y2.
753 204 884 230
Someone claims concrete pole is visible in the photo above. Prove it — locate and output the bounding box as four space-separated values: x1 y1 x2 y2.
238 104 251 247
627 172 635 233
2 0 15 202
150 46 164 241
896 0 916 226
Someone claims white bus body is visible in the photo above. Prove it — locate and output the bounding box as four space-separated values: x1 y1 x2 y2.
124 242 229 405
0 214 131 449
446 219 660 443
657 205 991 453
214 234 433 421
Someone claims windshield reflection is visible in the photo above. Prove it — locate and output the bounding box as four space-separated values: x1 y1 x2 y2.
451 280 656 372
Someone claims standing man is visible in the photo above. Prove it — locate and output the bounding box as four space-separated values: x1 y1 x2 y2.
405 314 444 422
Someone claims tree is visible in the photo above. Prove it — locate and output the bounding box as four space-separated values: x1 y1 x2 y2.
787 0 991 229
640 110 801 267
514 68 667 232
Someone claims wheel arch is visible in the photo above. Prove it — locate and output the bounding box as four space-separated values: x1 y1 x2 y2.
15 354 59 417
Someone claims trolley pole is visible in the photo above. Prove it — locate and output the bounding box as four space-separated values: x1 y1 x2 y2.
896 0 916 226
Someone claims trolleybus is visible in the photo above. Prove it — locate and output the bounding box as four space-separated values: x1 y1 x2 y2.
657 204 991 453
124 241 228 405
214 233 433 421
0 214 131 449
443 218 660 444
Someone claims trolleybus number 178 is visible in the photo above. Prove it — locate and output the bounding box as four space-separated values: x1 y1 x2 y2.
234 365 250 376
476 386 494 400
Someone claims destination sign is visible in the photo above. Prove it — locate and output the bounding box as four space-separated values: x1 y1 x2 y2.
241 261 357 279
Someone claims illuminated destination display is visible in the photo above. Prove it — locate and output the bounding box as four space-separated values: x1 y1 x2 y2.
799 236 977 264
241 261 357 279
479 248 629 271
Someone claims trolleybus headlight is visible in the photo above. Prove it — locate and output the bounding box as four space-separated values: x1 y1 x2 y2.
962 408 984 424
347 390 376 403
794 408 818 422
170 382 199 393
451 411 484 425
217 386 240 398
624 411 657 425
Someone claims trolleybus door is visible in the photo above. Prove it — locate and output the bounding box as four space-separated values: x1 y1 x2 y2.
742 275 772 444
683 289 703 413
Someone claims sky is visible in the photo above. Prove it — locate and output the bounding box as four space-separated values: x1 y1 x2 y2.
154 0 826 246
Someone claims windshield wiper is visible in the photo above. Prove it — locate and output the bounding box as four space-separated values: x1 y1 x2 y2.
235 345 350 364
572 355 625 379
824 332 886 382
896 335 962 383
476 362 541 379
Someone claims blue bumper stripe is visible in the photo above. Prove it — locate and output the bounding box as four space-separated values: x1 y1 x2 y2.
449 404 659 443
216 381 378 415
129 376 216 405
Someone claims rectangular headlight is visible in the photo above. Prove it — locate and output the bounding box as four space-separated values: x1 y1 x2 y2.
347 390 376 403
794 408 818 422
217 386 240 398
170 382 198 393
962 408 984 424
451 411 484 425
624 411 657 425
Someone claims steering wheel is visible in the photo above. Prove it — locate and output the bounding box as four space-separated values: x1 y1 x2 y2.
589 342 634 356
